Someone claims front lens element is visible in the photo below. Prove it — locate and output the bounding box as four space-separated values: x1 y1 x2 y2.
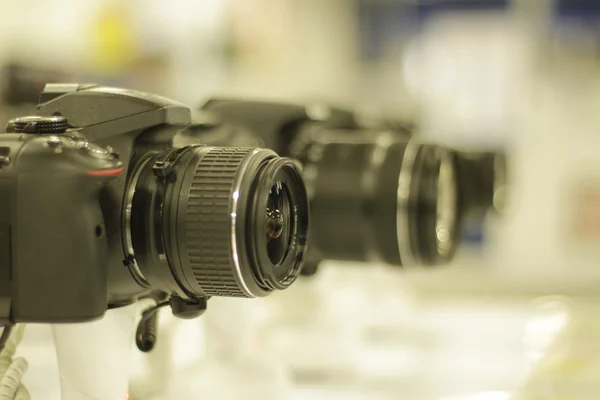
266 182 292 265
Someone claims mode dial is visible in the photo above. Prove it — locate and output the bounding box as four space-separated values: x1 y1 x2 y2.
7 116 68 134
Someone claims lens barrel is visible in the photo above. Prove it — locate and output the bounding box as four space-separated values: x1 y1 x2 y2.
303 130 459 267
125 146 309 298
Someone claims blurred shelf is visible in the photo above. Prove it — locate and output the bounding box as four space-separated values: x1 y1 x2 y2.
404 267 600 300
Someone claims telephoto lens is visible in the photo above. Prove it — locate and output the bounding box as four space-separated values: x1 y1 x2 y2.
198 100 505 274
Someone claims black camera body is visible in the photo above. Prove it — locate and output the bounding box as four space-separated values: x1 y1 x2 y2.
0 128 124 323
0 84 309 324
0 85 185 323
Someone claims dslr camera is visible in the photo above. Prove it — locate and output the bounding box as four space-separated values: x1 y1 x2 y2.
0 84 309 324
197 100 506 274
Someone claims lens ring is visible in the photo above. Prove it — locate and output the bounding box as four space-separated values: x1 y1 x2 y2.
435 150 457 257
396 139 420 267
122 153 154 288
247 157 308 291
408 145 460 265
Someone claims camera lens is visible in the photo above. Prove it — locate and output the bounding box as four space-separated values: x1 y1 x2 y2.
125 146 309 298
304 130 459 267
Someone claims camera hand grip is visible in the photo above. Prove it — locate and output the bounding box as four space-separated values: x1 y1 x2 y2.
13 169 120 322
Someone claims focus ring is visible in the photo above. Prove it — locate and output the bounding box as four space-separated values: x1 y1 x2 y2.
185 148 252 297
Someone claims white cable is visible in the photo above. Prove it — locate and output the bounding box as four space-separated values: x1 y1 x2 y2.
0 325 30 400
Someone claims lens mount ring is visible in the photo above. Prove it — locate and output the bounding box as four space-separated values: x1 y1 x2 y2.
396 138 420 267
122 153 155 288
151 146 199 298
128 147 199 299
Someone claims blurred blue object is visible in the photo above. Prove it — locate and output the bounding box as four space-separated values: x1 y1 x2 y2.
414 0 509 19
357 0 509 62
556 0 600 20
462 220 484 246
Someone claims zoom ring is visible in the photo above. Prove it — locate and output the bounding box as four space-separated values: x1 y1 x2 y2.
185 148 253 297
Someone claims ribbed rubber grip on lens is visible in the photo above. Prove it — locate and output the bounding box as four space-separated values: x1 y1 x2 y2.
185 148 253 297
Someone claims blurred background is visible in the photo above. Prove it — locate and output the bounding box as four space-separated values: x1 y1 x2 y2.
3 0 600 398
